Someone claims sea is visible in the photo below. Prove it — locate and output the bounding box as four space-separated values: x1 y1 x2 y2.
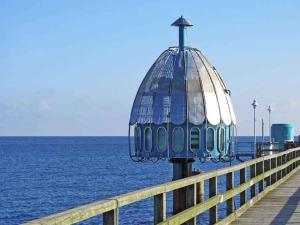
0 136 259 225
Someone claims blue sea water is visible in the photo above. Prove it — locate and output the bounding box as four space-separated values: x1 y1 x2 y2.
0 136 255 225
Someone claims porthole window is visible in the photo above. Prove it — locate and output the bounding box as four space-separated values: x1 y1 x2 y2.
218 127 225 152
190 127 200 152
157 127 167 152
134 126 142 152
207 128 215 151
172 127 184 152
144 127 152 151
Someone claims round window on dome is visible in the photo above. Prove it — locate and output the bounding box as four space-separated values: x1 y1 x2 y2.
144 127 152 152
218 127 225 152
134 126 142 152
207 128 215 151
172 127 184 152
190 127 200 152
157 127 167 152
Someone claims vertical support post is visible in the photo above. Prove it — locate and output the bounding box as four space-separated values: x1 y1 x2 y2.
185 184 197 225
257 161 264 192
293 151 296 169
250 164 256 198
287 153 290 173
282 154 286 177
277 156 282 180
264 159 271 187
193 171 204 204
198 181 205 203
296 150 300 167
154 193 166 224
271 158 277 184
172 159 195 225
209 177 217 225
239 168 246 206
103 209 118 225
226 172 234 215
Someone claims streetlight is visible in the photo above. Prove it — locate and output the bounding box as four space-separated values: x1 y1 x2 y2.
267 105 273 143
252 99 258 152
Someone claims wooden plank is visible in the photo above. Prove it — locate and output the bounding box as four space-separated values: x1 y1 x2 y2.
154 193 166 224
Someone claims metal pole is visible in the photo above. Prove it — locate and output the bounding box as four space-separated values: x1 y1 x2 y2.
269 110 271 142
252 99 258 154
268 106 272 143
262 118 264 144
254 107 256 152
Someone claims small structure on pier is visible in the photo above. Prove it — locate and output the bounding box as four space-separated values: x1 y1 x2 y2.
129 16 237 162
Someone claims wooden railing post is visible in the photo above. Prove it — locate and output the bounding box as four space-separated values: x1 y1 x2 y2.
297 149 300 167
286 153 290 173
226 172 234 215
264 159 271 186
282 154 286 177
103 209 118 225
185 184 197 225
239 168 246 206
197 181 205 203
271 158 277 184
250 164 256 198
277 156 282 180
194 171 204 204
257 161 264 193
209 177 217 225
154 193 166 224
293 150 296 169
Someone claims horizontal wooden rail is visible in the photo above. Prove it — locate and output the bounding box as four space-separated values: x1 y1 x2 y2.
25 147 300 225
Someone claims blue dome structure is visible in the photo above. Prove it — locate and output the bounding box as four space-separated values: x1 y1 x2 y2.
129 16 236 162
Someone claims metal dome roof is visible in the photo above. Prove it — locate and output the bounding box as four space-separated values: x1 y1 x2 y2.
129 47 236 126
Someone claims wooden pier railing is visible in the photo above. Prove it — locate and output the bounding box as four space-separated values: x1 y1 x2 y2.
25 147 300 225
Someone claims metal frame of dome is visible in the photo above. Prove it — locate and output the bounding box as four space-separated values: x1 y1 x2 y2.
128 16 237 162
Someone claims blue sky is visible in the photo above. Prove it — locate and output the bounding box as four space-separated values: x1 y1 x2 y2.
0 1 300 136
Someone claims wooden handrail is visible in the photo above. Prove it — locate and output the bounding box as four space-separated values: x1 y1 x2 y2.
24 147 300 225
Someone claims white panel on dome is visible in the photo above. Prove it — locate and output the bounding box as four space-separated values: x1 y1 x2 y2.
213 68 237 125
200 53 232 125
191 50 220 125
185 51 205 125
227 98 236 125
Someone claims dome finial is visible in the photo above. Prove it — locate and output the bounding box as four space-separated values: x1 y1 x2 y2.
171 16 193 51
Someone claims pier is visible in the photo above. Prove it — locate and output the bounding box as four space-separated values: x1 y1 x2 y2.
231 171 300 224
25 147 300 225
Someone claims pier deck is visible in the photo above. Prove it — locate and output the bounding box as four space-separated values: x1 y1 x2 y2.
230 171 300 225
25 147 300 225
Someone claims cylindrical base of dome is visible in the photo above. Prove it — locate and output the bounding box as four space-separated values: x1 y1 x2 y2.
171 159 196 224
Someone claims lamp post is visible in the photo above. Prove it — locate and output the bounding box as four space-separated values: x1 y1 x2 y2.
267 106 273 143
252 99 258 152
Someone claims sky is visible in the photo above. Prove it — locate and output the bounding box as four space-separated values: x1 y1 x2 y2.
0 0 300 136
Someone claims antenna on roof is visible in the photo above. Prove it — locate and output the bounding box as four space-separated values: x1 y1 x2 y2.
171 16 193 51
